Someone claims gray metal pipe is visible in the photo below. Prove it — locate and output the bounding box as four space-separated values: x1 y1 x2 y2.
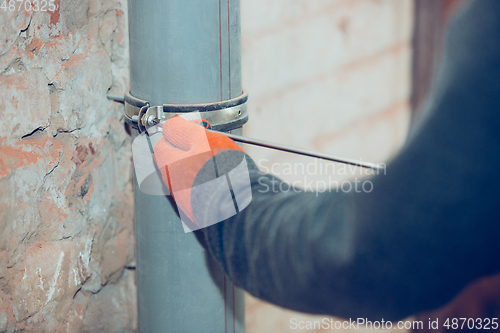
129 0 242 105
128 0 245 332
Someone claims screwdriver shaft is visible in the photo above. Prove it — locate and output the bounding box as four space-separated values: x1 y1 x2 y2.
211 129 384 171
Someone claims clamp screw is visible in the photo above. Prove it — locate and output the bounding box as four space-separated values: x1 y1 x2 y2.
146 115 160 127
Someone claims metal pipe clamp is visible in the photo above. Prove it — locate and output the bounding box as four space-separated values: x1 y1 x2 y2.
124 91 249 132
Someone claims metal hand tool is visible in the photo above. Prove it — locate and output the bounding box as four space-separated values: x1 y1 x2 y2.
209 129 383 171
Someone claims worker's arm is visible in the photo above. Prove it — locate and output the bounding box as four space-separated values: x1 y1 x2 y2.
156 0 500 321
195 0 500 320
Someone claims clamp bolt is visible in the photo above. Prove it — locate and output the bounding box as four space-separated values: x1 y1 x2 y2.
146 115 160 127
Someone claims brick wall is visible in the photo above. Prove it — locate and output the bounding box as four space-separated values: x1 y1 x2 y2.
0 1 136 332
240 0 414 332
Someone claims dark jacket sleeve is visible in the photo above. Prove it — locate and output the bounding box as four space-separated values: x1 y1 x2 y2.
196 0 500 321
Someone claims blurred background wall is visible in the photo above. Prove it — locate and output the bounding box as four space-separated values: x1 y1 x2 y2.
242 0 413 178
240 1 413 332
0 0 464 332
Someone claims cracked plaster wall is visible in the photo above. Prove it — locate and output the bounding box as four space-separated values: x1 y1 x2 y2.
0 0 136 332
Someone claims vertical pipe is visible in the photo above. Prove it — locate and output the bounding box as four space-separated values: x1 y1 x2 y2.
128 0 245 332
129 0 242 105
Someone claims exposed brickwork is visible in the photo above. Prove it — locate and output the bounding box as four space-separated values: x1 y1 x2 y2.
0 0 135 331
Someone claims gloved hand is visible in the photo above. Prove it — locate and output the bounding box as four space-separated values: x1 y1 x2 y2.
153 116 243 226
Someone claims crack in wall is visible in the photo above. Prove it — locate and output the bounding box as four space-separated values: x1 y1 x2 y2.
21 126 47 139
